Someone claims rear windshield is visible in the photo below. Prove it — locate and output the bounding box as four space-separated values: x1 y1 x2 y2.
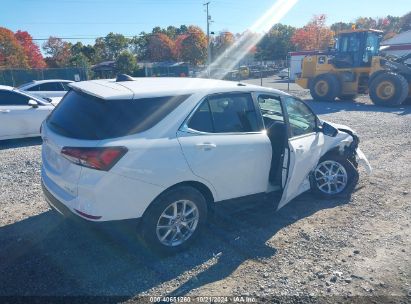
47 90 190 140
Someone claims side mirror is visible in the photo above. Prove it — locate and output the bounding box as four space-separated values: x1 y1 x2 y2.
28 99 38 108
320 122 338 137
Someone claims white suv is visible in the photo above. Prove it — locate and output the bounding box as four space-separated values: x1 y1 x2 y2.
41 76 371 253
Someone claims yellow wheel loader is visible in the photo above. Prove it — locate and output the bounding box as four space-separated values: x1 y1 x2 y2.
296 29 411 107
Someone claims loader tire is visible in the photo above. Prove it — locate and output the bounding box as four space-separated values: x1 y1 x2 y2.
310 73 341 102
369 72 408 107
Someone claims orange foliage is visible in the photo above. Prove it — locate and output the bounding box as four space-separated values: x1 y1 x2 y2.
291 15 334 50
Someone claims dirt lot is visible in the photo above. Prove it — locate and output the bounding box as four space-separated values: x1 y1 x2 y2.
0 86 410 303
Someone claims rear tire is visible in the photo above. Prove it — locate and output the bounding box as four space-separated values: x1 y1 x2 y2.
369 72 408 107
140 186 207 255
311 154 359 199
310 73 341 102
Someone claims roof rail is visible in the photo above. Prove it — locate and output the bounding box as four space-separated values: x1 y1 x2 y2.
116 74 134 82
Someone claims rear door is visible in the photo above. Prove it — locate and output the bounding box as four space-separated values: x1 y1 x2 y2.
37 82 66 98
177 92 272 201
277 96 324 209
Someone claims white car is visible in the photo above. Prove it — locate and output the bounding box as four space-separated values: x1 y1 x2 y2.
18 79 73 98
0 85 57 141
41 77 371 253
278 68 289 79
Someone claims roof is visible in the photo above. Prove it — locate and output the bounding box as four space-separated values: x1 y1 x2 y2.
338 29 384 34
381 30 411 46
0 85 14 91
68 77 281 100
18 79 73 89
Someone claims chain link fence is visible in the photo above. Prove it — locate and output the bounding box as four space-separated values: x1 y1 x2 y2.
0 67 89 87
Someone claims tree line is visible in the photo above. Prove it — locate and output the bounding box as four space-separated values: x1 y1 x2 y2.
0 11 410 73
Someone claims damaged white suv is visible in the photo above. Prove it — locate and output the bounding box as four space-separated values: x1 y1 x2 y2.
41 76 371 253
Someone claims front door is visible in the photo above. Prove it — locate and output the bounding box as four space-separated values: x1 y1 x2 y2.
177 92 272 201
278 96 324 209
0 90 47 139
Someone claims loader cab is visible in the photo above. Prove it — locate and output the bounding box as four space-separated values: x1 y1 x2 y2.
333 30 382 68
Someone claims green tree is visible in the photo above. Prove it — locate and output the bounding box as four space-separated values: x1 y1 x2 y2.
70 42 95 65
115 51 137 75
256 24 296 60
130 32 150 61
69 52 90 68
103 32 129 60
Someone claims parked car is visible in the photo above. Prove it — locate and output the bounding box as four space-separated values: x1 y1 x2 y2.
41 77 371 253
278 68 289 79
0 85 57 141
18 79 73 98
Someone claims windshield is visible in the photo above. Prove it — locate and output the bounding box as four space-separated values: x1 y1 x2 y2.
47 90 190 139
17 81 35 89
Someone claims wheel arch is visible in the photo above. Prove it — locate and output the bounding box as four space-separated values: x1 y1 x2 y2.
141 180 215 220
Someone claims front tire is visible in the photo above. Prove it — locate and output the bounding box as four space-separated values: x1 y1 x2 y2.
310 73 341 102
311 155 359 199
369 72 408 107
140 186 207 254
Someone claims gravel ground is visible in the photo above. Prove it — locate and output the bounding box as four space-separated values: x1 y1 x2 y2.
0 88 410 303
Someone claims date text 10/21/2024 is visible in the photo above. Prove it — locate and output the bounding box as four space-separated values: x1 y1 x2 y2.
149 296 257 303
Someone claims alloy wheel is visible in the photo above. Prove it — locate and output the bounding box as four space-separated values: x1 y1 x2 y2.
314 160 348 194
156 200 199 247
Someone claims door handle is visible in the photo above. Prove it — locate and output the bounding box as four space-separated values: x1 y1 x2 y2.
196 143 217 150
0 110 10 113
295 146 305 154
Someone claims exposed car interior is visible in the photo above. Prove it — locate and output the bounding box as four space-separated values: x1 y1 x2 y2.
257 95 287 185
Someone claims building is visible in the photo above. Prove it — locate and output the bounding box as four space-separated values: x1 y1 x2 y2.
288 51 319 80
380 30 411 63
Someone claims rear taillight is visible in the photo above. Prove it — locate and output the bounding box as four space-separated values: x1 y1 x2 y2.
61 146 127 171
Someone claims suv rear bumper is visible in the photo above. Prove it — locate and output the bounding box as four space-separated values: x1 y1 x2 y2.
42 180 74 218
42 179 140 228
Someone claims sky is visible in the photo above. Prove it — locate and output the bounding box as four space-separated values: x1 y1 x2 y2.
1 0 410 45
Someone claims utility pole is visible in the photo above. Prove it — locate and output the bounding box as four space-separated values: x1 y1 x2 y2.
204 1 211 77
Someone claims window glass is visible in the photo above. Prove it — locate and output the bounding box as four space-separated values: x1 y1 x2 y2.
0 90 30 105
187 101 213 133
257 95 284 128
210 93 258 133
47 90 190 140
27 85 40 91
61 82 71 90
188 93 259 133
38 82 64 91
284 97 317 137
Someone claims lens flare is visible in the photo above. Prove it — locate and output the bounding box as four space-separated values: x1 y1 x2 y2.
203 0 299 79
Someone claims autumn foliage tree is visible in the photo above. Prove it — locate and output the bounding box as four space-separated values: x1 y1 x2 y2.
180 26 207 66
146 33 176 62
291 15 334 51
0 27 29 68
42 36 72 67
14 30 46 68
212 31 235 58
